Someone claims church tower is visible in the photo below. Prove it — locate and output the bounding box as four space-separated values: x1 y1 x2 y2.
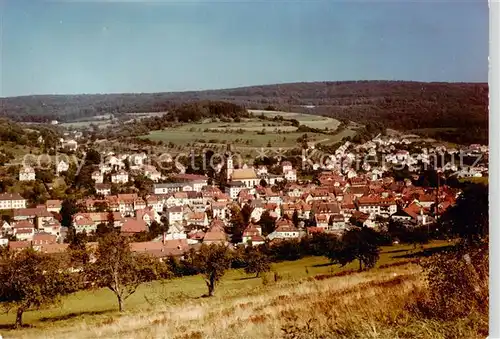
223 143 233 182
226 152 233 181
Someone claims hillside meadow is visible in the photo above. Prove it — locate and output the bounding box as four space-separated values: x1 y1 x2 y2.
0 241 464 339
138 111 356 149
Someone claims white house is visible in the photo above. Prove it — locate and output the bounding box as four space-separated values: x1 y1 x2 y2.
225 181 246 200
267 221 300 240
281 161 293 174
129 153 148 170
357 197 397 218
56 160 69 174
0 193 27 210
256 166 268 176
95 183 112 196
111 170 129 184
164 224 187 240
284 169 297 182
167 206 183 224
63 139 78 151
211 202 228 220
92 171 104 184
1 221 12 235
241 223 265 246
19 167 36 181
144 165 162 182
153 183 186 195
12 221 35 241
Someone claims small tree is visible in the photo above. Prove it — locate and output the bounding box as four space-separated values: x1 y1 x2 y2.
194 244 232 297
241 204 254 225
292 209 300 227
60 198 79 227
229 205 246 243
87 232 163 312
330 228 381 271
68 232 90 267
244 248 271 278
0 249 76 328
259 210 276 236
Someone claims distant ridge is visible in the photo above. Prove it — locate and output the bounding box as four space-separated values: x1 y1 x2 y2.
0 81 488 144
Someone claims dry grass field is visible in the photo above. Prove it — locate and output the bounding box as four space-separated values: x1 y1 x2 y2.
0 241 488 339
1 261 486 339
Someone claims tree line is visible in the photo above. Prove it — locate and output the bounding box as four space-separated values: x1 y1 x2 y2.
1 81 487 144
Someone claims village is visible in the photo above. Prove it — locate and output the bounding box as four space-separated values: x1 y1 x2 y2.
0 131 489 258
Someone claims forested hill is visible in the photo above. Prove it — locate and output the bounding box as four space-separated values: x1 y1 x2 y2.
0 81 488 143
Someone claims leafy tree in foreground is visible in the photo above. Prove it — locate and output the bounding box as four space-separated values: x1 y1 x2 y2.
67 232 90 267
194 244 232 297
244 247 271 278
0 249 76 328
329 228 381 271
87 232 163 312
441 183 488 245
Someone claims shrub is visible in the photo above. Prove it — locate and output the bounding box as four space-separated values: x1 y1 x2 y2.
410 242 489 321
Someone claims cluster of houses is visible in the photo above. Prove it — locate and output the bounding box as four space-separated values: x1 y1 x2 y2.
91 152 165 193
0 199 64 250
0 134 487 259
309 135 488 180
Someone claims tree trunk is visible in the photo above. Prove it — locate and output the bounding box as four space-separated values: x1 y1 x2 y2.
117 294 124 312
15 307 24 328
208 282 215 297
207 274 216 297
358 259 363 272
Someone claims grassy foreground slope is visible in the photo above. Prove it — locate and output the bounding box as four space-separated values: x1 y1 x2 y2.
0 241 481 339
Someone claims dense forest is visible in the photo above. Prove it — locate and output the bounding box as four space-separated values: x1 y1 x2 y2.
0 81 488 144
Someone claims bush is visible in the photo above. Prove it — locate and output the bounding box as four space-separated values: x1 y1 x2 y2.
410 242 488 321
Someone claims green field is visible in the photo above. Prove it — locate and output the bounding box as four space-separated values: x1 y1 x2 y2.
0 240 451 332
60 112 168 129
459 176 489 185
248 110 341 130
139 111 356 149
140 129 318 147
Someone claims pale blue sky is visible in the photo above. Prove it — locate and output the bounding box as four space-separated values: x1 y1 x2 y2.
0 0 489 97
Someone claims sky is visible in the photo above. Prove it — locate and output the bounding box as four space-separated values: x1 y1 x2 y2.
0 0 489 97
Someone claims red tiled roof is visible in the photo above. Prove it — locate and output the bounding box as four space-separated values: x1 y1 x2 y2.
8 241 31 250
38 243 69 254
249 235 265 242
33 233 57 244
203 230 227 243
12 220 35 229
188 230 205 240
306 227 324 234
13 207 52 218
172 174 208 181
0 193 24 201
187 212 205 221
46 200 62 208
121 219 147 234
